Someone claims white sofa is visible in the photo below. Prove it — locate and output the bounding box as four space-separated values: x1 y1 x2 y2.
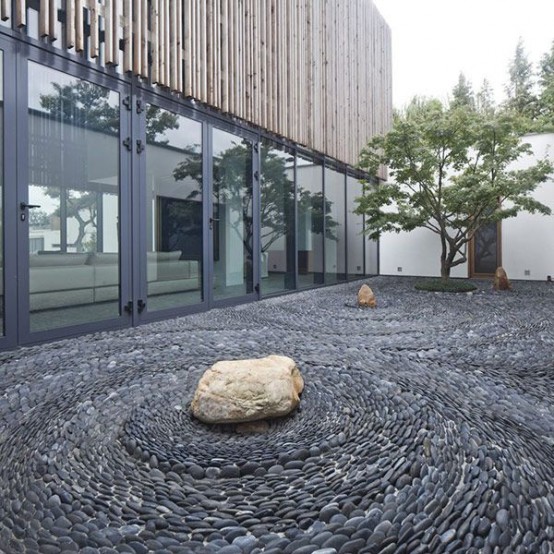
29 251 200 311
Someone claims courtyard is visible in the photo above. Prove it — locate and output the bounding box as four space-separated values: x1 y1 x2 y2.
0 276 553 553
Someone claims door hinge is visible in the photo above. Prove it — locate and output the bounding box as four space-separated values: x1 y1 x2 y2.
137 299 146 313
123 137 132 151
122 96 132 111
136 139 145 154
254 143 259 153
136 99 145 114
254 170 260 180
123 301 133 314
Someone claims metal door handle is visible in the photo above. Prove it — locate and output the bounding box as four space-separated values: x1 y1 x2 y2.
209 217 219 230
20 202 41 210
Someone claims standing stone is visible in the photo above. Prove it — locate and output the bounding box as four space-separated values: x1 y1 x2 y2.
493 267 511 291
358 284 377 308
191 355 304 424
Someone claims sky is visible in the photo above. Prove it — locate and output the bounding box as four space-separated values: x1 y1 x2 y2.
372 0 554 109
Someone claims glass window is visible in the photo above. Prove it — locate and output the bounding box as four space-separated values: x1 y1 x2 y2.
212 128 253 300
325 167 346 284
260 140 295 296
297 155 324 288
145 106 203 311
28 63 120 332
347 175 365 280
364 181 379 275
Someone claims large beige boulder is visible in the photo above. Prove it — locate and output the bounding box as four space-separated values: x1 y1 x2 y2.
191 355 304 424
358 284 376 308
493 267 512 291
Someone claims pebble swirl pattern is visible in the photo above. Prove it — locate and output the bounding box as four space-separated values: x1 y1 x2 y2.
1 277 554 554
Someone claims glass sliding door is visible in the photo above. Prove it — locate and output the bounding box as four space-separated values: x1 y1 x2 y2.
212 128 254 300
27 63 121 332
145 105 203 311
325 167 346 284
346 175 365 280
260 140 295 296
297 154 324 288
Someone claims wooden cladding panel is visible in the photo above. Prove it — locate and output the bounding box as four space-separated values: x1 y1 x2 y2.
11 0 391 166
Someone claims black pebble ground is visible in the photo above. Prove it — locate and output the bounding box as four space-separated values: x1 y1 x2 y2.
1 276 553 554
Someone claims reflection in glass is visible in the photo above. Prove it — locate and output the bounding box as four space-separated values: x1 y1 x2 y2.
212 129 253 300
0 52 3 335
28 63 120 332
474 222 498 274
146 106 203 311
364 181 379 275
260 141 295 296
346 176 365 279
297 155 324 288
325 167 346 284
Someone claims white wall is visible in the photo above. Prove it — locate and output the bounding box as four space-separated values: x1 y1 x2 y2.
379 133 554 280
380 226 468 278
502 133 554 280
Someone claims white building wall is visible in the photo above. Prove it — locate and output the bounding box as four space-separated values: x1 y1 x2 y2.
502 133 554 280
380 227 468 278
379 133 554 280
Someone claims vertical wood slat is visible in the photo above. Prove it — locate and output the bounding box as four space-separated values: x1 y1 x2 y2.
123 0 131 71
75 0 84 51
206 0 213 104
90 0 99 57
65 0 75 47
140 0 147 76
169 0 176 89
160 0 167 85
151 0 159 81
132 0 140 73
258 0 265 127
48 0 58 41
176 0 183 92
1 0 8 23
15 0 25 27
112 0 120 64
184 0 193 96
105 0 114 63
39 0 49 36
220 0 228 110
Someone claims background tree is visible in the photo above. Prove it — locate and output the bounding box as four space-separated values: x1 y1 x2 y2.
504 38 539 123
450 73 475 110
356 97 552 281
537 40 554 130
476 79 495 115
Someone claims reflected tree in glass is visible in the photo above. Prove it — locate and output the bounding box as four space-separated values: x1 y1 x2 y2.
38 84 179 252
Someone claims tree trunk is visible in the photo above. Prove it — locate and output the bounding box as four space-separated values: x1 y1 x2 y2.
440 234 450 282
440 259 451 281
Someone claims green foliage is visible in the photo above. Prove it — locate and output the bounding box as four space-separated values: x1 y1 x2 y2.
476 79 495 115
451 73 475 110
414 278 477 293
537 40 554 131
356 98 553 280
504 38 539 123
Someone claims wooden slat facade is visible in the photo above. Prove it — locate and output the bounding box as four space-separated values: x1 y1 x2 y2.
5 0 392 167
